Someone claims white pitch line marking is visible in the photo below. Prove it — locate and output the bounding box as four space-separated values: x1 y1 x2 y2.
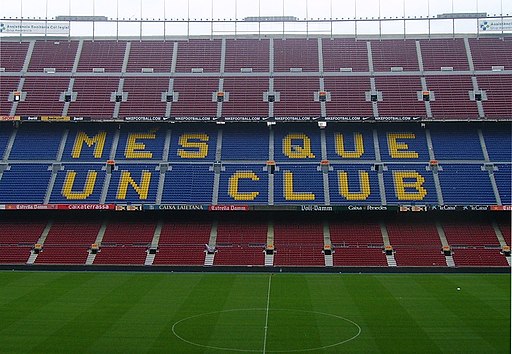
262 274 272 354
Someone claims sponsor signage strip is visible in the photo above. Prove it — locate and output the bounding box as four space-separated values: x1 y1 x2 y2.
479 19 512 32
0 21 70 35
5 116 511 123
0 204 509 211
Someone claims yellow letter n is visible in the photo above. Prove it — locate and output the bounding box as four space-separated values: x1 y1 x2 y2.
116 171 152 200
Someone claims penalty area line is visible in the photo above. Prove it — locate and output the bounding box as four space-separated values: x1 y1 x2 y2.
262 274 272 354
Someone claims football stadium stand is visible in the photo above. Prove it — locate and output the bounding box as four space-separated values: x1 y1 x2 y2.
0 34 510 269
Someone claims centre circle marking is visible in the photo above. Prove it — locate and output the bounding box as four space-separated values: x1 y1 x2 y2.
171 308 362 352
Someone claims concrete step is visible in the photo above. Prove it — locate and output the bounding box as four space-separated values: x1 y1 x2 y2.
204 253 215 266
265 253 274 267
26 252 38 265
144 253 156 266
445 255 456 267
324 254 333 267
386 254 397 267
85 252 96 265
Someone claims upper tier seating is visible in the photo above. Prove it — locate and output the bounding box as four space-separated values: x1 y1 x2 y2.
469 38 512 71
420 39 469 71
0 76 20 115
126 41 174 73
28 41 78 72
77 40 126 72
15 77 69 116
1 37 510 120
175 39 221 73
0 41 29 72
274 39 319 72
322 39 369 72
370 40 419 71
225 39 269 72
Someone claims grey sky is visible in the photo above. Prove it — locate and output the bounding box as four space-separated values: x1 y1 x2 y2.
0 0 510 37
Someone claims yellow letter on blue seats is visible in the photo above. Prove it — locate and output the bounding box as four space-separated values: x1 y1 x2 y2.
335 133 364 158
116 170 151 200
72 131 107 159
178 133 209 158
283 133 315 159
338 171 371 200
387 133 418 159
228 171 260 201
393 171 427 200
125 131 156 159
284 171 315 201
62 170 97 200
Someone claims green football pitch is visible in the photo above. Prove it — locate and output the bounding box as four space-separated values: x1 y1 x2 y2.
0 271 509 353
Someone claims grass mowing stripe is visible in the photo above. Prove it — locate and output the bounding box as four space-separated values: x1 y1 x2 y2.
346 275 444 353
262 274 272 354
412 274 510 353
0 273 95 335
268 274 324 352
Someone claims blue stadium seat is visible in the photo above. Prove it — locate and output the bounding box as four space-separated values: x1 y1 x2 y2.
161 164 214 204
494 164 511 205
430 126 484 160
0 164 52 203
221 125 269 160
482 127 512 162
438 164 496 205
9 125 63 160
0 126 12 159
